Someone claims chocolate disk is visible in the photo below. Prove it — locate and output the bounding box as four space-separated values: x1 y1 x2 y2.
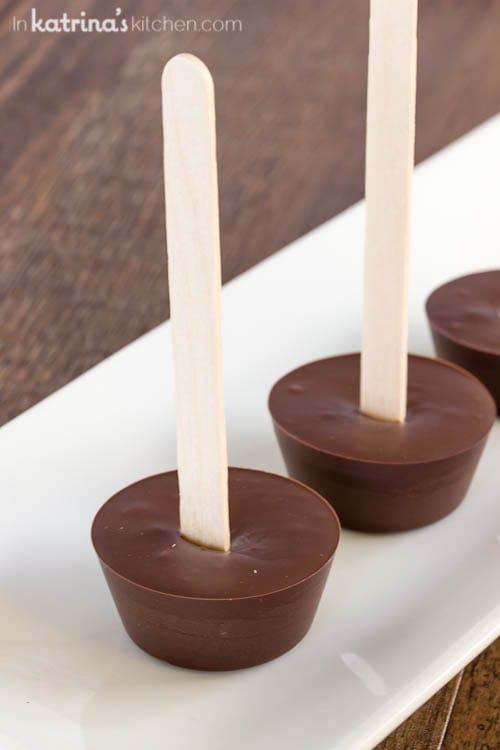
92 467 340 670
269 354 495 532
426 270 500 412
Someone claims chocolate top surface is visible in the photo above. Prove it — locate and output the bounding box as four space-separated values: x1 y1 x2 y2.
92 468 339 599
269 354 495 463
426 270 500 355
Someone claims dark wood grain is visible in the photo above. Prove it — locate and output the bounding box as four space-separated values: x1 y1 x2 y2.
0 1 499 747
441 640 500 750
378 675 462 750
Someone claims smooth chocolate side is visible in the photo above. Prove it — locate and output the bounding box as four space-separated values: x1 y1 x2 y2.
426 270 500 412
269 354 495 532
92 468 340 670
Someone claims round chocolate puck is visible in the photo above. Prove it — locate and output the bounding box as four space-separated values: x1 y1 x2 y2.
92 467 340 670
426 270 500 412
269 353 495 532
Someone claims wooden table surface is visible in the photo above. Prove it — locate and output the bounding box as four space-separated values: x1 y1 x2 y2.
1 1 499 747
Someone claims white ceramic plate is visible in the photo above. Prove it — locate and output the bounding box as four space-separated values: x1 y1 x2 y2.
1 116 499 750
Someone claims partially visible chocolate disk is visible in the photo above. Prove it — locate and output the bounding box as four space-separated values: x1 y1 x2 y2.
426 270 500 412
92 468 340 670
269 354 495 532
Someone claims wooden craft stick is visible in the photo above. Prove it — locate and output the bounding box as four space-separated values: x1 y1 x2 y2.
162 53 230 551
360 0 418 422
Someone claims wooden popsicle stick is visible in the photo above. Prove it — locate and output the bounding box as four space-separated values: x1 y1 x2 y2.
360 0 418 422
162 54 230 551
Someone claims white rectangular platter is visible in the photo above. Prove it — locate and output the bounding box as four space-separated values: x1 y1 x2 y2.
0 116 499 750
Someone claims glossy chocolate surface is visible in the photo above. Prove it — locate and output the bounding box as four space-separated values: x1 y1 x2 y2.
269 354 495 532
92 468 339 669
93 468 337 597
426 270 500 355
269 354 494 463
426 270 500 411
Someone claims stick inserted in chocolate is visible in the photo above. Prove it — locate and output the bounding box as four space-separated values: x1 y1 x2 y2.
162 54 229 551
360 0 418 422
